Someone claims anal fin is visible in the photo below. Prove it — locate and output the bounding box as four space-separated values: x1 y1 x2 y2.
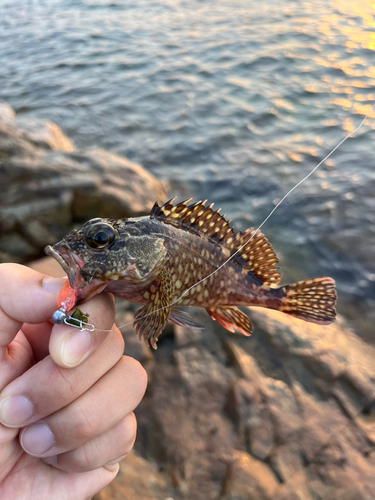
133 268 174 349
206 306 252 336
169 308 205 330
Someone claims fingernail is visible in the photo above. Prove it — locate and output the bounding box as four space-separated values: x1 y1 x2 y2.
42 277 66 294
61 329 93 367
0 395 34 427
21 423 55 455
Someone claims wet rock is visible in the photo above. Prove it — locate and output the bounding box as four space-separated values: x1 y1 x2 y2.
0 101 168 263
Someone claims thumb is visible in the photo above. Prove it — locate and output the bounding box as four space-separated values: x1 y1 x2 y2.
0 263 65 356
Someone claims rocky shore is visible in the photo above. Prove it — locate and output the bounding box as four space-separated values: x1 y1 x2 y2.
0 100 167 263
1 102 374 499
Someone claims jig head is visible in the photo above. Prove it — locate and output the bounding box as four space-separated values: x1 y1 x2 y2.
51 307 95 332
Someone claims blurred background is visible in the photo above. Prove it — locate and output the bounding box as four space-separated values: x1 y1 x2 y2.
1 1 374 499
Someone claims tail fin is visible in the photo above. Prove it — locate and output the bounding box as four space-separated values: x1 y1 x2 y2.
281 277 337 325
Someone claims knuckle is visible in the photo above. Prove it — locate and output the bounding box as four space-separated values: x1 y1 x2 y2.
56 445 96 473
74 404 97 439
54 413 138 473
55 365 81 402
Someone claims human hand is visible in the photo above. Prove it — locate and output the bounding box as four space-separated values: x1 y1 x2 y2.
0 264 147 500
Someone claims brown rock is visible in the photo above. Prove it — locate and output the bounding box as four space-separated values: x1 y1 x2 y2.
0 120 36 159
0 101 168 263
72 148 167 219
0 232 39 261
0 100 16 122
15 116 75 152
110 308 374 500
222 450 279 500
0 100 74 152
93 451 171 500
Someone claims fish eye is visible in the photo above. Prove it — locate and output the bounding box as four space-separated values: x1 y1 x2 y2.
85 223 117 250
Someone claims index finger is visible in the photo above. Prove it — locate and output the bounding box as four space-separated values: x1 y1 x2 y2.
0 263 65 354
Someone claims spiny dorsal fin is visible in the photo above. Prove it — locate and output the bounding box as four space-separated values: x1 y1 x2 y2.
151 198 235 243
150 199 281 286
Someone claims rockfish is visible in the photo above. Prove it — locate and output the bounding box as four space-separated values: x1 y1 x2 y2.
45 198 337 348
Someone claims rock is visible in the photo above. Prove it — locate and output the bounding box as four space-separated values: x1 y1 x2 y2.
0 101 168 263
0 100 16 123
222 450 279 500
0 121 36 159
92 451 171 500
0 100 74 152
71 148 168 219
15 116 75 152
96 306 375 500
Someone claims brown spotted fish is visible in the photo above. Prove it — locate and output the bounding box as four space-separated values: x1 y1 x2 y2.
45 198 337 348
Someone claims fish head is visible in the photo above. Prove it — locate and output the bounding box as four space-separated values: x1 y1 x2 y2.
45 217 166 304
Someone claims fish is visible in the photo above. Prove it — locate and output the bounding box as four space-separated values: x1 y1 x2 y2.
45 198 337 349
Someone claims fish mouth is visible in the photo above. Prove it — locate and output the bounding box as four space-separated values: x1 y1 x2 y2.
44 244 86 289
45 244 109 304
45 245 71 274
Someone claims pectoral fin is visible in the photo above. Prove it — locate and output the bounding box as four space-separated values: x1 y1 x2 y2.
206 306 252 336
133 268 174 349
169 309 205 330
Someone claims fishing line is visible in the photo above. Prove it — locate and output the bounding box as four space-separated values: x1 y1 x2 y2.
95 104 374 335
